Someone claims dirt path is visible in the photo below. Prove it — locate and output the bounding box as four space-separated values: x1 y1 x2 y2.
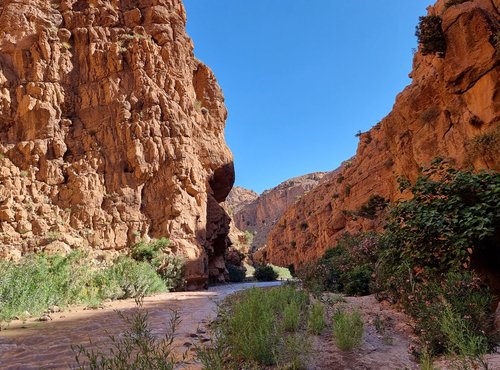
308 294 418 370
0 282 281 370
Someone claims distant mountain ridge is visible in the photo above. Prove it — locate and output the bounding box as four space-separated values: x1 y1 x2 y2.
226 172 329 251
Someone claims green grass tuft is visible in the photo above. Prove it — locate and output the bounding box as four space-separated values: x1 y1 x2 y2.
332 309 364 351
308 301 326 335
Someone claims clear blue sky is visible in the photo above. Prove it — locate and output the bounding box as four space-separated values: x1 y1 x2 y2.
184 0 434 194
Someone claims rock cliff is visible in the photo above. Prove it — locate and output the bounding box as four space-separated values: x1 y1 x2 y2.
231 173 327 251
0 0 234 288
225 186 258 215
259 0 500 269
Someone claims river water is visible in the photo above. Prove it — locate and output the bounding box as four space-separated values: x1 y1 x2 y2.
0 281 282 370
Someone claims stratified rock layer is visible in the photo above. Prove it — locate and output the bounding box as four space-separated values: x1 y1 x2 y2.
231 173 327 251
260 0 500 269
0 0 234 288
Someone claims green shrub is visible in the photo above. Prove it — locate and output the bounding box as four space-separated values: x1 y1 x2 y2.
73 299 180 370
275 333 310 370
0 252 107 321
381 160 500 274
283 301 301 332
269 264 293 280
332 309 364 351
387 270 493 355
243 230 254 245
376 160 498 354
131 237 170 263
254 265 279 281
440 305 489 362
415 15 446 55
130 238 185 291
355 194 388 219
154 254 185 291
226 263 246 283
343 265 372 296
308 302 326 335
104 256 166 299
419 348 435 370
298 232 378 296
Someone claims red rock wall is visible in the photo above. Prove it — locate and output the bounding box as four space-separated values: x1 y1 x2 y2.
232 172 327 251
0 0 234 288
260 0 500 269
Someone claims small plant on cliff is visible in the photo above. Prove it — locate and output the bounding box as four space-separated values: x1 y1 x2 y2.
494 30 500 56
254 265 279 281
243 230 254 245
444 0 471 9
466 126 500 166
344 184 352 196
355 194 388 219
415 15 446 56
420 106 441 124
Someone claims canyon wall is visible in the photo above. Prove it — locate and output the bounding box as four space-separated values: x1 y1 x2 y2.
259 0 500 269
230 173 327 251
225 186 258 215
0 0 234 288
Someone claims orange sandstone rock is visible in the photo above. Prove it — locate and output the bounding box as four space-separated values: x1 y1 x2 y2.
0 0 234 288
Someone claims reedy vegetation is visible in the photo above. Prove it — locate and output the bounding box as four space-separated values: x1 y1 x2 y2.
0 238 184 322
332 309 364 351
198 285 311 369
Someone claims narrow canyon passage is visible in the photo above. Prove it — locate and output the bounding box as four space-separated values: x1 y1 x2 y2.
0 282 281 370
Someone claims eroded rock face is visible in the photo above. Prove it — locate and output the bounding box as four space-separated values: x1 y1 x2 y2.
231 173 327 251
225 186 258 215
259 0 499 269
0 0 234 288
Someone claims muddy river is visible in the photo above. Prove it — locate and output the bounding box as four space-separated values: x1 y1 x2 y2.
0 281 281 369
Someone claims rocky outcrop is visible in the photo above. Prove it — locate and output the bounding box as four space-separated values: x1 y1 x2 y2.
231 172 327 251
225 186 258 215
0 0 234 288
259 0 500 269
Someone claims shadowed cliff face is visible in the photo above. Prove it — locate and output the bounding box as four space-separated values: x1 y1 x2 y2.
259 0 500 269
0 0 234 288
